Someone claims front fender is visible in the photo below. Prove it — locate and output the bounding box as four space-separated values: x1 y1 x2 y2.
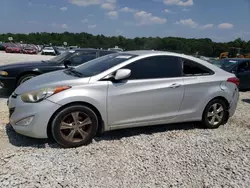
47 84 108 130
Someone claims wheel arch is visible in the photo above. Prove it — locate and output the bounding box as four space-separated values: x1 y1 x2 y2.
47 101 104 139
202 96 230 124
16 71 41 85
205 96 230 110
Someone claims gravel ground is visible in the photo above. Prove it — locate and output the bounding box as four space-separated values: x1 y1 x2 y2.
0 53 250 187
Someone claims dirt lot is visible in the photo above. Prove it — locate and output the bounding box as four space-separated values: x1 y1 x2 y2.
0 53 250 187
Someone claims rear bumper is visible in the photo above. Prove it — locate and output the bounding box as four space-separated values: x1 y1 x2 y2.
0 76 16 89
228 88 239 117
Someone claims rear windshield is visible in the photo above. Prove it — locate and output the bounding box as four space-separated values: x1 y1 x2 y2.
72 53 137 77
212 59 239 69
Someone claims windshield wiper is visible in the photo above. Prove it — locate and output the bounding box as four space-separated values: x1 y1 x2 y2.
65 68 83 77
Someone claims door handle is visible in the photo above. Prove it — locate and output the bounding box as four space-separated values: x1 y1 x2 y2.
169 83 181 88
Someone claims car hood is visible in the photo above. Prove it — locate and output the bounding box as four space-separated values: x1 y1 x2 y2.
0 61 55 70
14 70 90 95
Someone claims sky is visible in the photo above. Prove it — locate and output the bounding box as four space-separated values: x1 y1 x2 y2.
0 0 250 42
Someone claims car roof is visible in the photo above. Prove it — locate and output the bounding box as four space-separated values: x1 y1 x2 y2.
120 50 192 57
116 50 230 74
74 48 117 52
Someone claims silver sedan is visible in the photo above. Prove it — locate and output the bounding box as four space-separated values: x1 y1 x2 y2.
8 50 239 148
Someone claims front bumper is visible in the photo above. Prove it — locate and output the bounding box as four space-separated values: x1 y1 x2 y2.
0 76 16 89
8 94 61 138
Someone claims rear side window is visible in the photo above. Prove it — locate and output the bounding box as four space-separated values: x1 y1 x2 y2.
123 55 181 79
182 58 213 76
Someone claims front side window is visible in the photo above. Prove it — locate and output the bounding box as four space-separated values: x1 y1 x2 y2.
182 58 213 76
123 55 181 79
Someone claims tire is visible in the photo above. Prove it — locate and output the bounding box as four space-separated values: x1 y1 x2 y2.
16 74 37 87
202 98 228 129
51 105 98 148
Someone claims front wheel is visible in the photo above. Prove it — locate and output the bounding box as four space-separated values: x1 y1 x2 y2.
51 105 98 148
202 99 228 129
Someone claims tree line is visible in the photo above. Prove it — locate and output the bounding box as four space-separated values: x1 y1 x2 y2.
0 32 250 57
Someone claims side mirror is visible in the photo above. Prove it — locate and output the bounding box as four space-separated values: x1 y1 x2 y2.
114 69 131 81
64 60 71 68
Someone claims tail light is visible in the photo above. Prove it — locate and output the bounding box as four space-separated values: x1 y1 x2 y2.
227 77 240 86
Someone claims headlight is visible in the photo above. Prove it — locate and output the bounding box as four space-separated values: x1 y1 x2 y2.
0 71 8 76
20 86 71 103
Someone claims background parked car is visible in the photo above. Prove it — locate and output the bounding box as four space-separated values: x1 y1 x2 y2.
7 51 239 148
56 46 67 54
5 43 23 53
41 46 57 56
211 58 250 90
0 49 116 90
22 46 38 54
0 43 6 51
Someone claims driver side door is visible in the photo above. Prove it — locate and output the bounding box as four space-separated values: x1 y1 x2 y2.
107 55 184 129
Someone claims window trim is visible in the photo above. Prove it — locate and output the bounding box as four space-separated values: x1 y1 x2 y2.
181 58 215 77
117 55 182 80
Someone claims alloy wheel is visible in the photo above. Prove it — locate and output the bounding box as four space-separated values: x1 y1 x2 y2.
60 111 92 143
207 103 224 126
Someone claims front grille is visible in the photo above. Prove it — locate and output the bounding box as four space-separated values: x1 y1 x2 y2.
9 108 15 118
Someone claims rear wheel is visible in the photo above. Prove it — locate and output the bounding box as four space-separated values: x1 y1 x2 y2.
51 105 98 148
17 74 37 86
202 99 228 129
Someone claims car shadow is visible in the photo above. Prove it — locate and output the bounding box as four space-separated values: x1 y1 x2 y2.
5 122 204 148
0 88 12 98
242 99 250 104
95 122 203 142
5 124 59 148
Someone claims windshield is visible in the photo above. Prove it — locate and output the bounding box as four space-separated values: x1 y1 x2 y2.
212 59 239 69
72 53 137 77
48 51 74 63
